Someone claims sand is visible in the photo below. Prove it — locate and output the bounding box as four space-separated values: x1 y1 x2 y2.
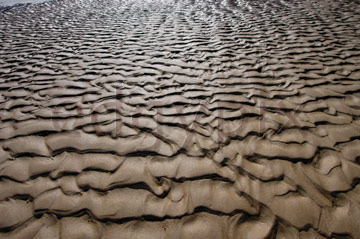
0 0 51 7
1 0 360 238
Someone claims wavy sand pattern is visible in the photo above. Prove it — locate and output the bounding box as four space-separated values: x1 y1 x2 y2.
1 0 360 238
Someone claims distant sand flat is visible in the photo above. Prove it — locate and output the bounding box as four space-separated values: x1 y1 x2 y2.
0 0 51 7
1 0 360 238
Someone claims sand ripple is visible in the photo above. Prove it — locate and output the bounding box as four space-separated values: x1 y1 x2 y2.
1 0 360 238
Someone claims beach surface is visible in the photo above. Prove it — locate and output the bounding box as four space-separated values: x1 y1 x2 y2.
1 0 360 238
0 0 51 7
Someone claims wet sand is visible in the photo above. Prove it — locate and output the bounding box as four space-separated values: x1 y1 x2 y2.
1 0 360 238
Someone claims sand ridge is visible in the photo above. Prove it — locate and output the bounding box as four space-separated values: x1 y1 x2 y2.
1 0 360 238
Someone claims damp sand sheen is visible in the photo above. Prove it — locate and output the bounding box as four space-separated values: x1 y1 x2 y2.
1 0 360 238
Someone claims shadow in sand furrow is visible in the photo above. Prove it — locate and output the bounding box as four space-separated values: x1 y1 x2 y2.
27 180 259 220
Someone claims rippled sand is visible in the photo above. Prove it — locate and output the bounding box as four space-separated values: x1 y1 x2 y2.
0 0 51 7
1 0 360 238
